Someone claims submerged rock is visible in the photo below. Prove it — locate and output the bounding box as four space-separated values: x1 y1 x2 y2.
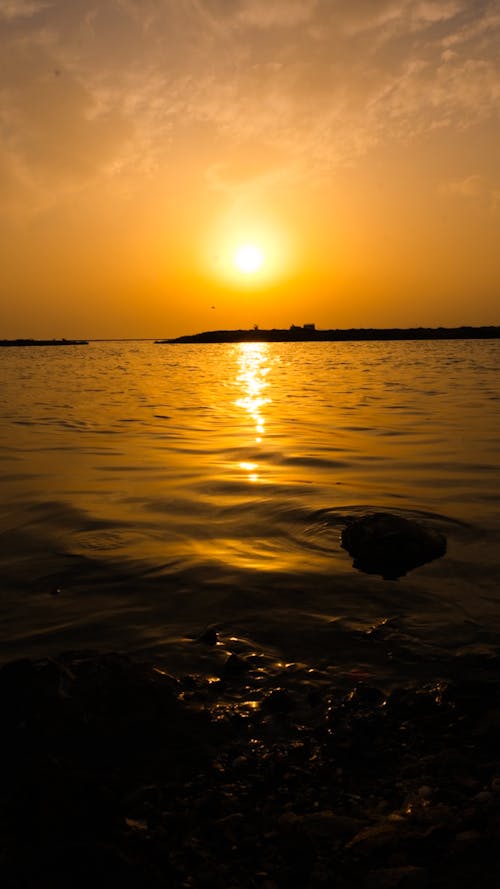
341 512 446 579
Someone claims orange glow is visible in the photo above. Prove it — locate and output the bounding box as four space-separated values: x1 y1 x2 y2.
0 2 498 337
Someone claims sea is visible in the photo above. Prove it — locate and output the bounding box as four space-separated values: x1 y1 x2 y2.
1 339 499 688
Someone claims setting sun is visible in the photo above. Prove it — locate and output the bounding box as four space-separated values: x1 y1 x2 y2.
233 244 264 275
204 214 293 292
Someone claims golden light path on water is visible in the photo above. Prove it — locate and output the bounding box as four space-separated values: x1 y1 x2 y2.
234 343 272 484
1 340 500 668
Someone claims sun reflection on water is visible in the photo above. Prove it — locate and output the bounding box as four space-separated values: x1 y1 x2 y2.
235 343 272 483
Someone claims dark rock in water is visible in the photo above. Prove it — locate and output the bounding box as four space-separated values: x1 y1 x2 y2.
341 513 446 579
223 652 249 678
195 626 219 646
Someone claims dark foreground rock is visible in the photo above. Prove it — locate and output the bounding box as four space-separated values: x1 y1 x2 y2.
341 513 447 579
0 650 499 888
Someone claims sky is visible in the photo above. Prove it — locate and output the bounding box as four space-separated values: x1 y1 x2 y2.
1 0 499 338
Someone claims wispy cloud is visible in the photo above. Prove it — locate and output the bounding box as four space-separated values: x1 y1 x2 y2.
441 6 500 47
0 0 52 20
236 0 317 29
440 172 500 216
1 0 499 215
440 173 486 198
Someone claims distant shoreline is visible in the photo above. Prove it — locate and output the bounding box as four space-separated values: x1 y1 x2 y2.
157 325 500 344
0 339 88 347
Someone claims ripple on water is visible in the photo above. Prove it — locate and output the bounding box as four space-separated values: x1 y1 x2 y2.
0 339 499 679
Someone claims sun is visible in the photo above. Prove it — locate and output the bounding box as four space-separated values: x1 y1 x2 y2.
205 218 291 286
233 243 264 274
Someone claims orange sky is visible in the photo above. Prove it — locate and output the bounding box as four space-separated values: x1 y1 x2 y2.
1 0 499 338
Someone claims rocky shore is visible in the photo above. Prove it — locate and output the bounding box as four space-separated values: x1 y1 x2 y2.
1 643 499 888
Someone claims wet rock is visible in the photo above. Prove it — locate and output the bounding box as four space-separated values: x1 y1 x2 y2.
385 684 449 727
1 649 500 889
323 684 388 755
222 652 249 678
300 810 365 840
474 791 493 803
0 652 221 773
262 688 294 714
368 865 429 889
341 513 446 579
455 829 482 842
195 627 219 645
491 777 500 793
346 820 407 855
345 684 387 709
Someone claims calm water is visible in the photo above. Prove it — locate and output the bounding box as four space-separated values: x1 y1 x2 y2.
1 340 499 685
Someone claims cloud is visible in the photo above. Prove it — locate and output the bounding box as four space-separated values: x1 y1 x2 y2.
1 0 499 217
441 6 500 48
412 1 463 24
440 173 500 214
337 0 463 37
0 0 52 20
441 174 486 198
236 0 317 28
0 29 135 217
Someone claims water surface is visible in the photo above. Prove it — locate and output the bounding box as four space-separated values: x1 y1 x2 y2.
1 340 499 685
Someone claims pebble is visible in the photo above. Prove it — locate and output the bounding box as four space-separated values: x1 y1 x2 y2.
347 820 403 853
301 810 364 839
474 790 493 803
455 830 482 842
369 865 428 889
232 756 248 769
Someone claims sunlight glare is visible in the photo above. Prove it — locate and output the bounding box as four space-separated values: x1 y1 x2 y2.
235 343 272 480
233 243 264 274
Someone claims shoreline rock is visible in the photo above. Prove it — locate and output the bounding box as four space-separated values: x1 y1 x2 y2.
0 649 498 887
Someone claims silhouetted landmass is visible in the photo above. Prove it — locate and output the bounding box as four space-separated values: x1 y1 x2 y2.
0 338 88 347
157 325 500 344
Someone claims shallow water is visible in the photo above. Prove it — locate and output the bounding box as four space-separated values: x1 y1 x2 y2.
1 339 499 685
